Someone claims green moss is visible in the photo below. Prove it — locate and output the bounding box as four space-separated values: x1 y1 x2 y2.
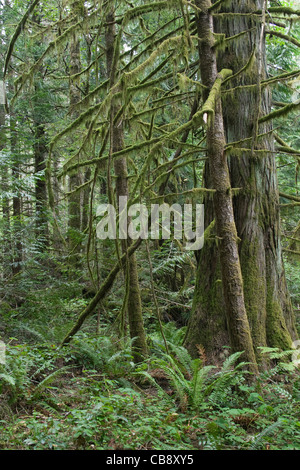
240 239 267 350
265 254 293 350
266 296 293 350
183 221 230 359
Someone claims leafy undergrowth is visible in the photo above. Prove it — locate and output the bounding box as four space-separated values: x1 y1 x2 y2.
0 324 300 451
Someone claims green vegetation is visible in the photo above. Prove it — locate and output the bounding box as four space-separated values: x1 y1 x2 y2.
0 0 299 452
1 317 300 450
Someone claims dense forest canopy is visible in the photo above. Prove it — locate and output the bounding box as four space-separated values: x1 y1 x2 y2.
0 0 299 451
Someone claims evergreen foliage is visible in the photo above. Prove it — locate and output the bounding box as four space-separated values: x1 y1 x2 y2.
0 0 299 451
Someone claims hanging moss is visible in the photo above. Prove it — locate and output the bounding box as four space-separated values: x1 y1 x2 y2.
240 238 267 350
266 292 293 350
208 0 232 12
122 1 177 27
201 68 233 125
266 29 300 48
262 6 300 16
259 99 300 123
12 6 102 102
4 0 40 78
123 35 183 87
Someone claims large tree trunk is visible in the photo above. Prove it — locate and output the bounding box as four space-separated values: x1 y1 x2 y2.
105 8 148 362
184 0 298 364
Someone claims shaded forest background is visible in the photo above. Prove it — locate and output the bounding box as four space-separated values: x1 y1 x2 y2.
0 0 300 451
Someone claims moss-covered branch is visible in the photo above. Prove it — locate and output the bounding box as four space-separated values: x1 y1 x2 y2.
274 133 300 157
259 99 300 124
12 7 102 101
4 0 40 78
213 27 257 49
266 29 300 48
201 68 233 124
261 6 300 16
150 187 216 202
279 192 300 203
60 237 144 346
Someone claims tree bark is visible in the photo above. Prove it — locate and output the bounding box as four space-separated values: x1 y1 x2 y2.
185 0 298 364
34 121 49 246
105 8 148 362
31 13 49 249
0 88 11 277
10 114 22 276
184 0 257 372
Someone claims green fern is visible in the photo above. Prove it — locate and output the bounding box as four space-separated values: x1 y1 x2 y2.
30 366 70 399
250 420 282 450
190 362 216 408
147 350 250 411
0 373 16 388
156 353 190 404
258 346 295 360
204 352 250 404
12 325 47 343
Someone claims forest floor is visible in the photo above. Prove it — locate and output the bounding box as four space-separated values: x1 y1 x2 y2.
0 277 300 451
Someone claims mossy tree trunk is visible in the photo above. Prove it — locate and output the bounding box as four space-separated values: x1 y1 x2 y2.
33 120 49 247
184 0 298 364
184 0 257 371
0 88 11 277
10 115 22 276
67 1 83 256
105 8 148 362
31 13 49 249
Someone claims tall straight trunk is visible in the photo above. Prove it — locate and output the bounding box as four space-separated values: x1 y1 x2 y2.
105 9 148 362
32 13 49 249
68 4 82 254
0 94 11 276
81 37 92 233
185 0 257 371
34 121 49 246
185 0 297 363
1 0 22 274
10 115 22 275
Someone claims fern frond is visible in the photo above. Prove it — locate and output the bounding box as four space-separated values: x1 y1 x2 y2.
191 363 216 408
250 421 282 450
168 344 193 375
13 325 47 342
0 373 16 387
258 346 295 360
31 366 70 399
221 351 245 372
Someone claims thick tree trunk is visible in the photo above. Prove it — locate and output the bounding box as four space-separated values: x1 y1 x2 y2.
185 0 298 364
105 9 148 362
184 0 257 371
